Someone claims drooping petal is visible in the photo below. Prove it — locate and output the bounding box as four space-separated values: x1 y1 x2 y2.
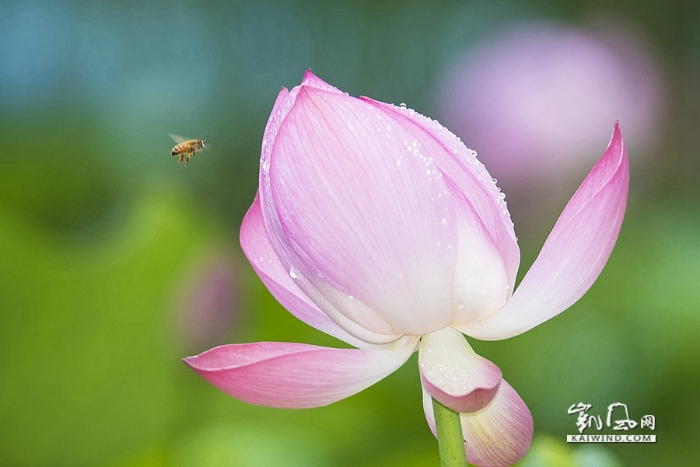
419 327 501 413
459 123 629 340
267 84 457 336
362 97 520 291
185 335 418 409
422 380 533 467
241 193 381 349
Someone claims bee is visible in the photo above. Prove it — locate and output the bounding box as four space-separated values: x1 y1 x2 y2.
170 134 208 166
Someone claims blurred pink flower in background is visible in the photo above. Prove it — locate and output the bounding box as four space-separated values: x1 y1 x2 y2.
177 255 239 351
435 20 665 196
185 72 629 467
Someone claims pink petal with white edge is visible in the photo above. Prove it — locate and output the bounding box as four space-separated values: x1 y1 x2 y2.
185 335 418 408
241 194 384 349
362 97 520 291
419 327 501 413
268 85 457 335
459 123 629 340
422 379 533 467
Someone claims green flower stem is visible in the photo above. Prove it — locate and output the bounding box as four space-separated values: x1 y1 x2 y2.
432 397 469 467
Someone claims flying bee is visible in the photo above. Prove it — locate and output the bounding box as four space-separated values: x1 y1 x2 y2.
170 134 208 166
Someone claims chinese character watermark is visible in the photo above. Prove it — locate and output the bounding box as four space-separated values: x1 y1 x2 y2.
567 402 655 435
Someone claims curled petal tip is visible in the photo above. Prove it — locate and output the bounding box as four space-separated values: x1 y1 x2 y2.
302 68 315 83
299 70 343 94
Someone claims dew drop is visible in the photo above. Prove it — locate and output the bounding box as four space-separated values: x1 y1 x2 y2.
289 267 298 279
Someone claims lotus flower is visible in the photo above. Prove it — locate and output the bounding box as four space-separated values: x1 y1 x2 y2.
185 71 629 467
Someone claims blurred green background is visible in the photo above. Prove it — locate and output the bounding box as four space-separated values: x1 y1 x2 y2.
1 0 699 466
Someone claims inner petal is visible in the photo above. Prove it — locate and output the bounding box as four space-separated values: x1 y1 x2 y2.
450 185 511 325
419 326 501 413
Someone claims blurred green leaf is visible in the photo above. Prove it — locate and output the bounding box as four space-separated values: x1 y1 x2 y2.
0 187 229 465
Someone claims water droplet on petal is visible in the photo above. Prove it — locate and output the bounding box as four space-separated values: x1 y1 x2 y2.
289 267 298 279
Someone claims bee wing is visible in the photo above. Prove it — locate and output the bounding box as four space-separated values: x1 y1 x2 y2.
169 134 190 144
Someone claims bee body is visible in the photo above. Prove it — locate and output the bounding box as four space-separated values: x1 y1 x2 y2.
170 134 208 166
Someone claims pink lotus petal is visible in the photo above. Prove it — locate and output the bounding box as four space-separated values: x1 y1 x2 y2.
450 185 511 324
184 336 418 408
419 327 501 413
301 69 344 94
241 194 378 349
362 97 520 291
460 123 629 340
267 85 457 336
422 379 533 467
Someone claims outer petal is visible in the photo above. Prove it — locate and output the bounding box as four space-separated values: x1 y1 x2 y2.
267 84 457 336
241 193 378 349
185 335 418 409
460 123 629 340
422 380 533 467
419 327 501 413
362 97 520 292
